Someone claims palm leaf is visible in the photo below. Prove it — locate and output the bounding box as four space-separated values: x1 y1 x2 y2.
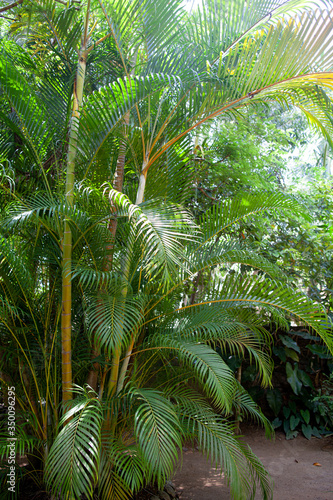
189 241 289 281
129 386 182 487
172 388 273 500
162 305 274 386
145 337 237 412
85 291 144 356
98 435 146 498
31 1 82 66
198 191 310 245
105 188 197 283
45 385 103 499
178 274 332 351
0 55 56 170
98 433 134 500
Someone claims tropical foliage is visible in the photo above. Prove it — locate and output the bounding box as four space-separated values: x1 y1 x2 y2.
0 0 333 498
188 101 333 440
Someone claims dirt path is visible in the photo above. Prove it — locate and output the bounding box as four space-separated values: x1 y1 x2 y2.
173 426 333 500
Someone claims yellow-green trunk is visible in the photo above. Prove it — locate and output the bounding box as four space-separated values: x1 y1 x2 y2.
61 35 88 403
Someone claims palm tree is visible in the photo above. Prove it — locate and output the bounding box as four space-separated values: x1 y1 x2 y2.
2 186 331 499
1 0 333 498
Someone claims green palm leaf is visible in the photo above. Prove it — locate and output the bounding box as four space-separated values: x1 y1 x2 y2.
85 291 144 356
129 387 182 487
0 237 34 296
164 306 273 386
105 189 197 283
172 389 273 500
189 241 288 281
0 56 56 170
78 73 186 178
45 385 103 499
233 383 273 434
145 337 237 412
180 274 332 350
98 435 146 498
32 1 82 65
199 191 310 245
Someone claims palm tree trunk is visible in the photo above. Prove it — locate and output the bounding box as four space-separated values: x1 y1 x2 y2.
61 2 90 403
87 114 129 393
135 164 148 205
115 161 148 395
89 50 138 397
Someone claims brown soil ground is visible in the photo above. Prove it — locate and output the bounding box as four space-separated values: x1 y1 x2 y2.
173 426 333 500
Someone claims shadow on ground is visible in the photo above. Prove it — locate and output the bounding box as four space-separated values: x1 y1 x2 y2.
173 426 333 500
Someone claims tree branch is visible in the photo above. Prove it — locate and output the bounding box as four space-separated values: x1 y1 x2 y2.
0 0 23 14
196 186 216 201
53 0 81 4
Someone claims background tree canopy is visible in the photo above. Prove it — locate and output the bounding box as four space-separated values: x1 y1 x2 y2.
0 0 333 499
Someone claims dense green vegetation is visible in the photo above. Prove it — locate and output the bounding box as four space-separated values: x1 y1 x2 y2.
0 0 333 499
184 102 333 440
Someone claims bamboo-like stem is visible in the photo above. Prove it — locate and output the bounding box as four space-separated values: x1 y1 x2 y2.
105 52 139 405
105 112 129 270
86 113 129 392
88 53 137 397
135 168 147 205
61 1 90 403
115 160 148 395
116 334 135 394
108 352 120 398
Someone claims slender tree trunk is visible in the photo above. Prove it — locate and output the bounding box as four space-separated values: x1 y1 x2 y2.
87 114 129 394
91 52 138 399
61 3 90 403
105 127 128 270
115 160 148 395
116 334 136 393
135 165 148 205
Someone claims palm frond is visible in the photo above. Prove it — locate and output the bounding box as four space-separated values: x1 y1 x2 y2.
0 237 34 296
99 435 146 498
85 291 144 356
98 434 134 500
172 389 273 500
189 241 289 281
199 191 310 245
105 188 197 283
0 55 56 170
160 305 274 386
77 73 187 178
145 337 237 412
31 1 82 65
99 0 185 68
129 386 182 487
233 383 273 436
179 274 332 350
45 385 103 499
0 420 41 462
